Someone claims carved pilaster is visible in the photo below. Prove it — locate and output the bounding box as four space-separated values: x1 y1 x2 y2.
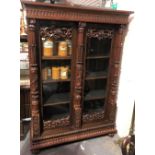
73 22 86 128
28 19 41 137
105 24 127 122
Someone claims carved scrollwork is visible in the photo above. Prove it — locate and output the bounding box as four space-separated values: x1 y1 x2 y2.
73 93 82 128
32 114 40 137
75 64 83 89
31 99 39 113
44 116 70 130
74 104 82 128
28 19 36 31
40 27 73 39
119 24 126 34
87 29 114 40
109 104 117 121
83 111 104 123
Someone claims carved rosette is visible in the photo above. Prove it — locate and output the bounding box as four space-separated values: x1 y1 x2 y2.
44 116 70 130
28 19 41 138
40 27 72 39
87 29 114 40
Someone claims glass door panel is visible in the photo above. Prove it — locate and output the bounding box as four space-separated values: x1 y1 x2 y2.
83 27 113 123
39 22 75 129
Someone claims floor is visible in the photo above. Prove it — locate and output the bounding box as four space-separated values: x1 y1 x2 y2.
20 131 122 155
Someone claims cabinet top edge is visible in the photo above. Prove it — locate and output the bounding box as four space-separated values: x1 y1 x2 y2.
21 1 134 15
21 1 134 24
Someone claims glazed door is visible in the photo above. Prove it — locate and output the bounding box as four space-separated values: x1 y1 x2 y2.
38 21 77 130
82 24 114 125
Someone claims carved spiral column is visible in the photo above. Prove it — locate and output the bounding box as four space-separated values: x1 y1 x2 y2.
106 24 127 122
73 22 86 128
28 19 41 138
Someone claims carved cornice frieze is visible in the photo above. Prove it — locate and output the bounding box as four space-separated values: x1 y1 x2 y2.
87 29 114 40
25 6 130 24
40 27 72 39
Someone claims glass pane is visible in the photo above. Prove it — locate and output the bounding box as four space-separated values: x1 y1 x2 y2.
83 30 112 122
83 99 105 114
43 104 70 121
40 25 73 123
43 82 70 106
87 38 111 57
84 79 107 101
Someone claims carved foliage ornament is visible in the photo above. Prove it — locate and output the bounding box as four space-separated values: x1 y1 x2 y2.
40 27 73 39
83 111 104 122
87 29 114 40
44 116 70 130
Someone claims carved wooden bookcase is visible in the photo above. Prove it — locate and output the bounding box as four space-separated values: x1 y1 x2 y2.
22 1 133 152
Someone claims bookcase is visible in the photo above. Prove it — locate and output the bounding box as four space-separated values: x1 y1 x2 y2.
22 1 133 152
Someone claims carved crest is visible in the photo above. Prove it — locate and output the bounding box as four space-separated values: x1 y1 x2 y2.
87 29 114 40
40 27 73 39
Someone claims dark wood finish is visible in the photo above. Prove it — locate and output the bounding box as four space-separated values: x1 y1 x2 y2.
22 1 133 152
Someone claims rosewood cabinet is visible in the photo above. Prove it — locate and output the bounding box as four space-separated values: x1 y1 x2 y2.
22 1 133 152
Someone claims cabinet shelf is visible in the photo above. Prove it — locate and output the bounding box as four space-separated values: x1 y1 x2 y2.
86 55 109 59
86 72 107 80
44 92 70 107
84 89 106 101
42 56 71 60
43 79 71 84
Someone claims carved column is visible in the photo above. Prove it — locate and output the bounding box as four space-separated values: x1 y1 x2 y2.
73 22 86 128
106 24 127 122
28 19 41 138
